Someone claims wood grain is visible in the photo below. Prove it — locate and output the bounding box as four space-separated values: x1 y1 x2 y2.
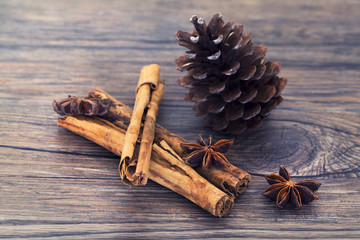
0 0 359 238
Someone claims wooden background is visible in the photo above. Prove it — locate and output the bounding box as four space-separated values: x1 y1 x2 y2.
1 0 359 238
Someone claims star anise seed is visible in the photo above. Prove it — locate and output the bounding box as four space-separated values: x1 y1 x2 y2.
262 165 321 209
180 135 234 169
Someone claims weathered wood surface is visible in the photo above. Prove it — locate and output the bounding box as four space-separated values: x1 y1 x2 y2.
0 0 359 238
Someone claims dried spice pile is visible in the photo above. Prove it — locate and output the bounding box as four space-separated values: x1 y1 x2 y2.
53 64 251 217
52 14 322 218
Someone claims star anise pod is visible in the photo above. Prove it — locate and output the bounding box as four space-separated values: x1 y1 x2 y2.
262 165 321 208
180 135 234 169
53 96 110 116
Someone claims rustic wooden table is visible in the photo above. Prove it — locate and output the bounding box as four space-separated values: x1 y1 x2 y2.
1 0 359 239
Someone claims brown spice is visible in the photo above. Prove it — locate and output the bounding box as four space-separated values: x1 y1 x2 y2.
181 135 234 169
262 165 321 208
52 96 109 116
135 78 165 185
120 64 162 185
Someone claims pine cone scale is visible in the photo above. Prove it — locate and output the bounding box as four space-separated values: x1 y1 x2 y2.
251 85 276 103
238 86 257 103
209 80 225 94
208 99 225 113
225 103 244 121
274 77 288 96
243 103 261 120
207 13 223 37
253 64 266 80
221 83 241 102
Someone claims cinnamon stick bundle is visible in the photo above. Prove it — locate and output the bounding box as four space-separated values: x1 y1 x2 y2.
58 116 233 217
86 89 251 197
120 64 163 185
53 88 251 197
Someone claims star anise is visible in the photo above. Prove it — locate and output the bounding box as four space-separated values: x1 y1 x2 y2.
262 165 321 208
180 135 234 169
53 96 110 116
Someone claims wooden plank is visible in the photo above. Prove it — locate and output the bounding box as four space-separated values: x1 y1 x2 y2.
0 0 360 238
0 145 359 238
1 109 359 178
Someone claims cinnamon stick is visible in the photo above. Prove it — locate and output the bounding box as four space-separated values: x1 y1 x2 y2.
120 64 161 185
87 88 185 155
135 79 165 185
86 89 251 196
158 138 250 197
57 116 233 217
196 166 250 197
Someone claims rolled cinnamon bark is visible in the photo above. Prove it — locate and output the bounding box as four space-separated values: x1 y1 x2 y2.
120 64 161 185
157 139 250 197
57 116 233 217
86 89 251 196
196 166 251 197
88 88 185 155
135 79 165 185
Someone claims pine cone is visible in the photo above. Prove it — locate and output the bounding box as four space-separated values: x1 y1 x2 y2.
175 13 287 135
